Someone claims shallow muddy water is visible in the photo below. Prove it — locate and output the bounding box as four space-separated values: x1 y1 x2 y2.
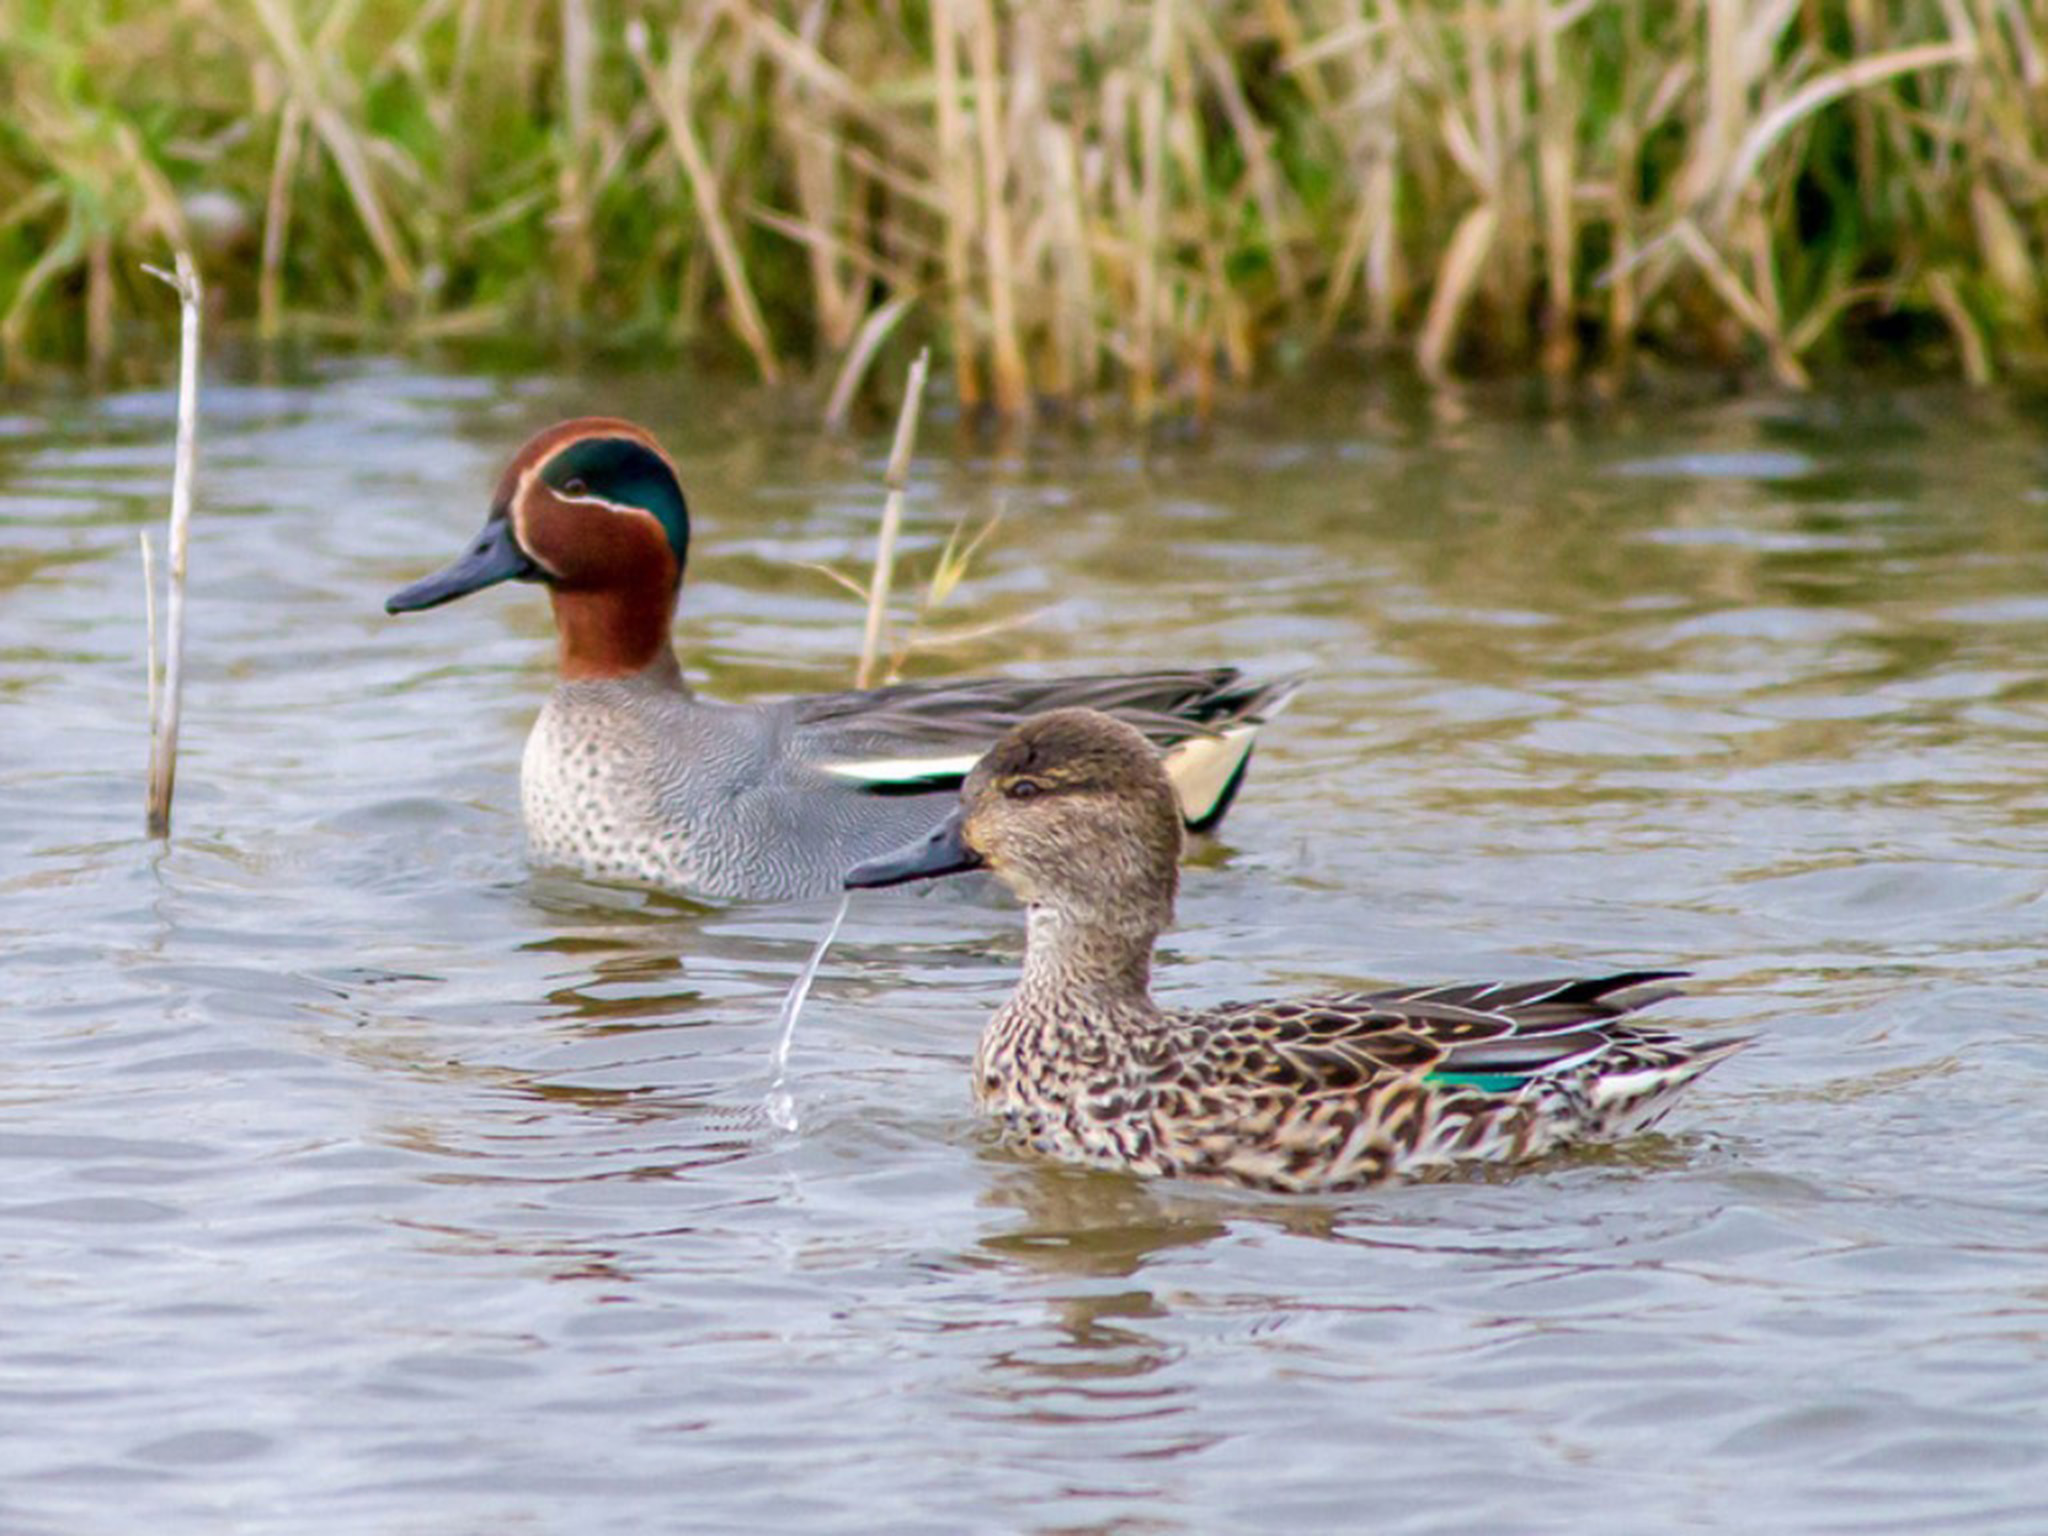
5 363 2047 1533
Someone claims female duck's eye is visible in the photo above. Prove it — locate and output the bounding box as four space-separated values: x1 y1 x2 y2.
561 477 589 496
1005 778 1044 802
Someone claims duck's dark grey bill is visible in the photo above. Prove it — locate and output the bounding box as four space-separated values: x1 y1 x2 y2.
385 516 539 614
844 810 985 889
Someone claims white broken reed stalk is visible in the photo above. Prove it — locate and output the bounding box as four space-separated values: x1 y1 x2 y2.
855 347 930 689
142 251 202 837
139 529 160 758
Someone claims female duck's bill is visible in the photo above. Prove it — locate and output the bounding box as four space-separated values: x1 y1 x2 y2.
844 810 984 889
836 706 1746 1192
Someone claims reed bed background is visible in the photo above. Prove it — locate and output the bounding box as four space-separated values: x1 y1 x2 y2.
2 0 2044 412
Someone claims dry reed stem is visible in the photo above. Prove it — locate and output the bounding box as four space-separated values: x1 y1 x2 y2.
2 217 86 376
1969 184 2038 323
779 1 858 352
1925 269 1991 384
141 252 202 837
1531 0 1577 377
1132 0 1175 421
968 0 1028 417
1718 41 1975 222
719 0 925 157
825 292 917 432
554 0 600 322
139 528 159 761
85 235 113 373
629 19 783 384
892 605 1045 657
561 0 594 146
1784 281 1893 354
258 100 305 341
744 201 920 295
888 503 1008 675
930 0 982 411
1418 204 1497 383
246 0 415 296
1672 219 1809 388
857 348 931 689
1185 5 1302 315
1042 122 1096 399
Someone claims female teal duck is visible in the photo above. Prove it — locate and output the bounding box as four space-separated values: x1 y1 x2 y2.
846 708 1747 1191
386 419 1299 902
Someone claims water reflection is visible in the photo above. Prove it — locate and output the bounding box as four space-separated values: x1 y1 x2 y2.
978 1163 1234 1280
6 365 2048 1534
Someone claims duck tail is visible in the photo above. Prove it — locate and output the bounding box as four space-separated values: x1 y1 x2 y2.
1168 672 1307 831
1167 724 1262 830
1588 1034 1752 1138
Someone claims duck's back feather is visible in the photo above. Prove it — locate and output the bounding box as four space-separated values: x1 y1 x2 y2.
803 666 1303 827
1098 970 1750 1186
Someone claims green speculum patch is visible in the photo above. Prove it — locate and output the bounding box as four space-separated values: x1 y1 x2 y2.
1426 1070 1531 1094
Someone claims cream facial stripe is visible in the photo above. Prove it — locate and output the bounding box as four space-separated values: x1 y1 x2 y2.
507 455 552 574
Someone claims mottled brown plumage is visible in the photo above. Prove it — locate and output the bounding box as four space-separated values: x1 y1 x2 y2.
848 708 1748 1192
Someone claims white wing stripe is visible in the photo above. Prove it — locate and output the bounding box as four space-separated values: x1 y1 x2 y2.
822 721 1266 815
818 753 984 785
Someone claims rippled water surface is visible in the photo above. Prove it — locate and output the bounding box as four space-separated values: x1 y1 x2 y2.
6 364 2048 1533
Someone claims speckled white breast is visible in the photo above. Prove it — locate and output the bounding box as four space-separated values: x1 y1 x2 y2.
521 692 700 890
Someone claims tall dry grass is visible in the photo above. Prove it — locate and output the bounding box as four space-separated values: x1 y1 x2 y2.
0 1 2043 408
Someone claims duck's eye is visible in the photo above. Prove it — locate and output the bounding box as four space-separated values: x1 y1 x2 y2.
561 477 589 497
1005 778 1045 802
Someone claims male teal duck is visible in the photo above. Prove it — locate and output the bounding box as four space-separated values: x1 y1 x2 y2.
386 418 1300 902
846 708 1748 1192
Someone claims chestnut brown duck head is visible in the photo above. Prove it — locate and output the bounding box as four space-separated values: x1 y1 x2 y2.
386 417 689 681
385 420 1303 904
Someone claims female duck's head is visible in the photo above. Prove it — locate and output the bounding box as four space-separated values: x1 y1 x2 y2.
385 418 691 678
847 708 1184 933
